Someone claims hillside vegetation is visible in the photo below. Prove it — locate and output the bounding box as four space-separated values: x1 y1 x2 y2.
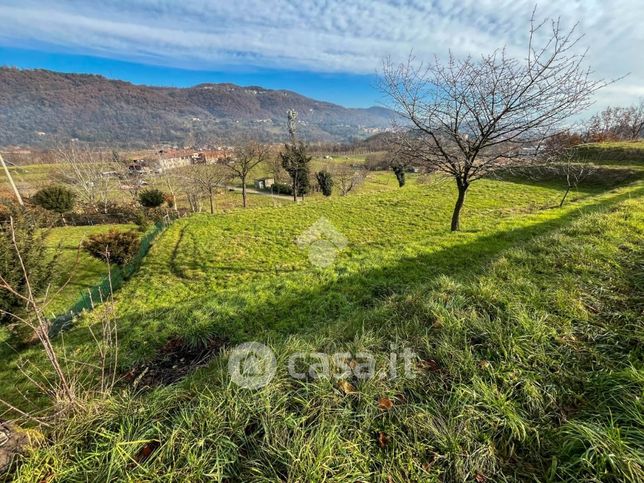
3 166 643 481
0 68 394 147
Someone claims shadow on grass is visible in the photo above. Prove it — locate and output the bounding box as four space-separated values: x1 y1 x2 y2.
0 183 640 414
492 165 642 193
111 184 644 359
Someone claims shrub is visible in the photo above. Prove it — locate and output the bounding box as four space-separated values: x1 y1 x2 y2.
138 189 165 208
83 230 140 266
270 183 294 196
0 206 58 324
393 164 406 187
31 185 76 213
315 170 334 196
65 202 144 226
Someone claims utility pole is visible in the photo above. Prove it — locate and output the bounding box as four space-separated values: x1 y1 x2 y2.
0 153 24 206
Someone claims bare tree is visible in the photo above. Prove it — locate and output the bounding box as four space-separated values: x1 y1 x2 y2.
540 136 596 207
181 163 231 214
381 12 608 230
158 170 181 214
54 143 121 213
586 100 644 141
224 141 270 207
267 153 288 185
334 164 366 196
558 156 594 207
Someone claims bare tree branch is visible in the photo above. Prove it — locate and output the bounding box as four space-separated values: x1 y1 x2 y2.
381 13 611 230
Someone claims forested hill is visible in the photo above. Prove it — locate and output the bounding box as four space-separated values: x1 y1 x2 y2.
0 68 395 147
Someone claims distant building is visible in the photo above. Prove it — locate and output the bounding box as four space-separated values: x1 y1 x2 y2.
128 148 234 174
128 159 151 174
156 155 191 172
191 152 207 164
254 178 275 190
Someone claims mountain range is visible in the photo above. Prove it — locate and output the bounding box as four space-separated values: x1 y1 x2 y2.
0 68 395 148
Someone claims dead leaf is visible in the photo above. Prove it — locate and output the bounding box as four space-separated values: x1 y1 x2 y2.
337 380 356 394
418 359 440 372
377 431 390 448
378 397 394 411
474 472 487 482
37 471 54 483
132 440 160 465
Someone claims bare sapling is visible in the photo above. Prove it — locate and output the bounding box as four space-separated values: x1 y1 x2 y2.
0 219 121 420
0 217 75 406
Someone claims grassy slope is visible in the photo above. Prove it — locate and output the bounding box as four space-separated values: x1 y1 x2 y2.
4 172 644 481
101 176 604 362
581 140 644 150
576 140 644 164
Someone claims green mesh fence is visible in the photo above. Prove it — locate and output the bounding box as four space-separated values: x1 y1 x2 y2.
49 218 170 335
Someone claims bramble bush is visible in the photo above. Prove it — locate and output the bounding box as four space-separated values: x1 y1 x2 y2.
83 230 140 266
66 202 144 226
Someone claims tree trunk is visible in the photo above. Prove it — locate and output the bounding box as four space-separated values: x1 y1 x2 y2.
209 190 215 214
451 181 468 232
292 178 297 202
559 185 571 208
241 174 247 208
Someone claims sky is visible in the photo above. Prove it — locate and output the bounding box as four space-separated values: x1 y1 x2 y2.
0 0 642 109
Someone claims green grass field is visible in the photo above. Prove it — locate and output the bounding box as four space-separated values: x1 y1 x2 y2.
2 160 643 480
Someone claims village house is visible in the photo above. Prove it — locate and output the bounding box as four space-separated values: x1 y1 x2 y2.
254 177 275 190
127 148 233 174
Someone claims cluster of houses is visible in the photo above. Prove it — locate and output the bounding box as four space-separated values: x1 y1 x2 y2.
128 148 231 174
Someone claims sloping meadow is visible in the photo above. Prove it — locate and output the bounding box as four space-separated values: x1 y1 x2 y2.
5 175 644 481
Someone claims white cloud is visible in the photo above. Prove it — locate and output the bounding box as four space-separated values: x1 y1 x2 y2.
0 0 642 107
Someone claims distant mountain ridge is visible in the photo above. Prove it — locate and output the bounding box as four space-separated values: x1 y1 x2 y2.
0 68 395 147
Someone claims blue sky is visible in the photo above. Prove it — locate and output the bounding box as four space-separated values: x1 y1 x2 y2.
0 0 642 109
0 46 381 108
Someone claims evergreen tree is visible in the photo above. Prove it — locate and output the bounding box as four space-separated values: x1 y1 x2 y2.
392 164 406 187
316 170 333 196
280 110 311 201
31 185 76 213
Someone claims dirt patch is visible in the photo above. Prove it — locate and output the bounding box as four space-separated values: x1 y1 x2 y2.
0 422 29 475
123 337 226 388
